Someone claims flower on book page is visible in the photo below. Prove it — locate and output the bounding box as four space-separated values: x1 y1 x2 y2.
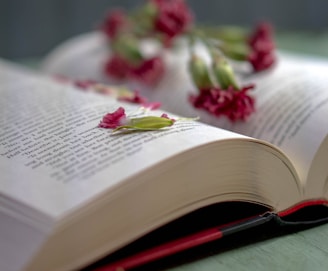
211 54 239 90
68 78 162 109
247 22 276 72
98 107 129 129
188 54 213 89
129 56 165 87
104 54 131 80
151 0 193 47
101 9 129 40
73 79 99 90
104 54 165 87
160 113 176 123
142 101 162 110
72 79 124 96
189 85 255 122
118 90 148 104
98 107 176 132
189 53 255 121
118 90 162 110
98 1 277 94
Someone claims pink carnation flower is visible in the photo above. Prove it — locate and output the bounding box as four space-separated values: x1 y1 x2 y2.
152 0 193 47
98 107 176 132
248 51 275 72
129 56 165 86
74 79 98 90
118 90 162 109
101 9 128 40
104 55 131 80
248 22 274 48
104 55 165 86
143 101 162 110
247 22 276 72
118 90 148 104
189 85 255 122
160 113 176 123
98 107 128 128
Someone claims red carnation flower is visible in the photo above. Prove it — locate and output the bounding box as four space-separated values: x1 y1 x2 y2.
160 113 176 123
101 9 128 40
104 55 165 86
248 51 275 72
73 79 98 90
248 22 274 48
247 22 276 72
152 0 193 47
129 56 165 86
189 85 255 122
104 55 131 80
118 90 162 109
118 90 148 104
98 107 128 129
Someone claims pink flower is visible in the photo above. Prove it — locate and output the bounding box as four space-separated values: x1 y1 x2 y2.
104 55 131 80
160 113 176 123
248 22 274 49
98 107 128 128
152 0 193 46
248 51 275 72
74 79 97 90
189 85 255 122
98 107 176 132
143 101 162 110
101 9 128 40
247 22 276 72
104 55 165 86
129 56 165 86
118 90 148 104
118 90 162 109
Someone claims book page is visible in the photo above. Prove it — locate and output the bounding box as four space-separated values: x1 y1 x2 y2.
0 60 245 219
136 52 328 186
42 33 328 187
147 53 328 186
232 54 328 185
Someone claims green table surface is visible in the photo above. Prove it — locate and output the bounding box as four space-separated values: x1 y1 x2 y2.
18 31 328 271
157 223 328 271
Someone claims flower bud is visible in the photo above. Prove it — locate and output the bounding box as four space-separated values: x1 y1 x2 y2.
142 1 158 19
219 42 249 61
131 2 158 35
111 35 143 64
212 54 239 90
188 54 213 89
114 116 174 132
215 26 247 43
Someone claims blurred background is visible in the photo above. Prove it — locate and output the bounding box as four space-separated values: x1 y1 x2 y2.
1 0 328 61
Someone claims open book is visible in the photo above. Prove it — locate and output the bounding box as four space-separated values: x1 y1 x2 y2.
1 45 328 271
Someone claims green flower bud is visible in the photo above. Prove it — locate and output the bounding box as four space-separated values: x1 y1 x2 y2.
113 116 174 132
111 35 143 64
131 2 158 36
220 42 249 61
212 54 239 90
189 54 213 89
198 26 247 43
142 1 158 19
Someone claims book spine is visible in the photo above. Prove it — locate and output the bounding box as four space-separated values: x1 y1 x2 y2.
277 199 328 226
93 213 275 271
